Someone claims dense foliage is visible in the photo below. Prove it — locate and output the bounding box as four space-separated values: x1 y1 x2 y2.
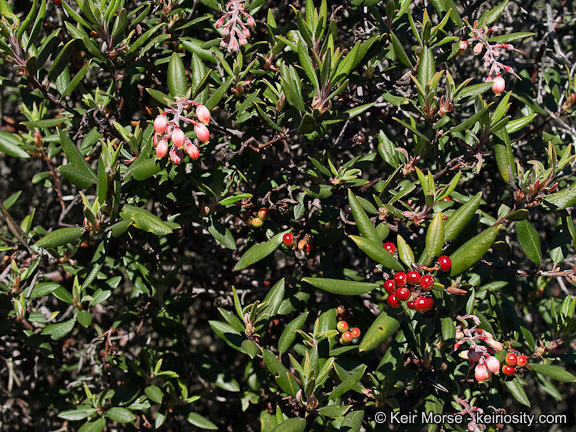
1 0 576 431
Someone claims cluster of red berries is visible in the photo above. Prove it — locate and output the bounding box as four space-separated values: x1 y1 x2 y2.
249 207 269 228
336 321 361 345
500 351 529 377
215 0 256 52
282 232 312 253
152 99 211 164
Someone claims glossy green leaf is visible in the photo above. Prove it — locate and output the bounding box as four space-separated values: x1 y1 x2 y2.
271 418 306 432
129 156 162 181
349 235 404 271
297 39 318 90
449 225 500 276
441 317 456 341
417 46 435 87
145 385 163 404
58 408 97 421
493 128 515 184
531 364 576 382
359 310 402 352
455 83 493 101
209 320 245 353
208 219 236 250
58 128 96 181
444 192 482 241
48 40 74 81
233 230 289 271
503 376 530 407
278 312 308 355
241 339 260 359
106 407 135 424
77 310 92 328
302 277 378 295
187 412 218 430
59 165 96 189
167 52 188 98
41 318 76 340
36 227 85 248
120 205 174 236
418 213 445 266
506 113 537 134
515 219 542 265
478 0 509 26
348 189 380 242
297 113 317 135
390 31 411 67
397 234 414 267
0 131 30 158
329 365 366 399
488 32 534 44
262 349 300 397
543 183 576 210
450 105 489 133
317 405 351 418
78 418 105 432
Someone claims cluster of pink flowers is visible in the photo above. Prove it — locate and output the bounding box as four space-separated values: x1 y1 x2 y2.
215 0 255 52
153 99 211 165
454 314 504 382
459 25 521 95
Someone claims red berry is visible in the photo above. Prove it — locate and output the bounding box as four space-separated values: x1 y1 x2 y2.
502 365 515 376
384 280 396 294
258 208 269 221
442 196 452 201
413 297 428 313
251 217 263 228
196 105 211 125
420 275 435 291
393 272 407 287
407 300 414 309
438 255 452 272
423 297 434 311
153 115 168 134
304 243 312 253
505 353 517 367
517 355 528 367
336 321 349 333
395 287 410 301
283 233 294 247
351 327 361 339
194 123 210 143
383 242 396 254
341 331 353 344
406 271 421 285
386 293 400 308
172 128 185 149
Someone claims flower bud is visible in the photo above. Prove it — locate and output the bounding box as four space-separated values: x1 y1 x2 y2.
475 363 489 382
184 140 200 160
169 147 183 165
247 16 255 27
486 355 501 374
154 115 168 134
473 43 483 55
215 17 225 28
492 75 505 95
243 28 250 38
153 133 160 147
156 139 169 158
196 105 211 125
195 123 210 143
172 128 186 149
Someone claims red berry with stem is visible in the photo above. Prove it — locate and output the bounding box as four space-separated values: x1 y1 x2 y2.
336 321 349 333
387 293 400 308
420 275 434 291
502 365 515 376
351 327 361 339
505 353 517 367
438 255 452 272
406 271 421 285
413 297 428 313
384 279 396 294
283 233 294 247
407 300 414 309
341 331 353 344
395 287 410 301
383 242 396 254
423 297 434 311
517 355 528 367
393 272 407 287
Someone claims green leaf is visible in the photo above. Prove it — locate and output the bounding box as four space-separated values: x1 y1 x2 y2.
390 31 412 67
233 230 289 271
78 418 106 432
297 39 319 90
531 364 576 382
58 408 97 421
506 113 537 134
396 234 414 267
241 339 260 358
22 118 69 128
262 349 300 397
271 418 306 432
120 205 174 236
444 192 482 241
543 183 576 210
329 365 366 399
317 405 351 418
187 412 218 430
550 220 570 263
0 131 30 158
167 52 188 98
455 83 494 101
348 189 380 242
441 317 456 341
349 235 404 271
59 165 96 189
449 105 489 133
478 0 509 26
515 219 542 265
106 407 135 424
359 310 402 352
418 213 445 266
30 282 60 299
302 277 377 295
58 128 96 181
77 310 92 328
417 46 435 87
41 318 76 340
48 40 74 82
145 385 163 403
36 227 85 248
297 113 317 135
207 218 236 250
209 320 246 353
493 128 515 184
278 312 308 355
449 225 500 276
488 32 534 44
503 376 530 407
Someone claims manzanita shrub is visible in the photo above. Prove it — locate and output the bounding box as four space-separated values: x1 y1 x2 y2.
1 0 576 430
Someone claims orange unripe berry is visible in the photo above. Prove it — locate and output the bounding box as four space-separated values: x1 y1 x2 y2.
172 128 186 149
351 327 361 339
341 331 353 344
196 105 211 125
195 123 210 143
336 321 349 333
156 139 168 158
505 353 517 367
517 355 528 367
492 75 505 95
258 208 269 220
251 217 264 228
154 115 168 134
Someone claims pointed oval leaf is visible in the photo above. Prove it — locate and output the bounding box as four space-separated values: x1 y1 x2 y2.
349 235 404 271
359 310 403 352
59 165 96 189
167 52 188 98
417 46 435 87
208 218 236 250
58 409 97 421
106 407 135 424
78 418 106 432
271 418 306 432
515 219 542 265
41 318 76 340
493 128 515 184
262 349 300 397
543 183 576 210
444 192 482 241
449 225 500 276
302 277 377 295
36 227 85 248
241 339 260 359
0 132 31 158
503 376 530 407
418 213 445 266
396 234 415 267
530 364 576 382
234 230 289 271
348 189 380 242
329 365 367 400
145 385 164 404
120 205 174 236
187 412 218 430
278 312 309 355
